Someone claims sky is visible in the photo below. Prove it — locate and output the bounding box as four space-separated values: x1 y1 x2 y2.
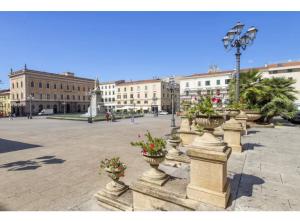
0 12 300 89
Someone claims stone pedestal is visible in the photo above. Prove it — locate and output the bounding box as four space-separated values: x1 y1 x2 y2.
186 132 232 208
235 111 248 136
222 118 243 153
213 126 224 138
178 131 202 146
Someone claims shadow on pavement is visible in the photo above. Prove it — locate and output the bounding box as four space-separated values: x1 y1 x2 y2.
228 173 264 207
247 130 260 135
243 142 264 151
0 155 65 171
0 138 42 154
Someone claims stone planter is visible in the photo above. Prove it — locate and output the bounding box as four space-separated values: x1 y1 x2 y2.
225 109 240 118
104 167 127 196
244 110 262 122
167 138 181 156
195 114 225 131
141 153 169 186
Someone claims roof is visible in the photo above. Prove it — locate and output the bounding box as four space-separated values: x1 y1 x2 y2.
266 61 300 68
0 89 10 94
9 69 95 82
117 79 162 86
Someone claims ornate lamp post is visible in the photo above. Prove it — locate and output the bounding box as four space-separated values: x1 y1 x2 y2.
167 76 179 128
27 94 34 119
130 97 135 123
222 22 258 103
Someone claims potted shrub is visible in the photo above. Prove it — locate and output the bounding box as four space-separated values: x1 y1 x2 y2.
131 131 168 184
193 97 224 130
244 108 262 122
225 102 245 118
99 157 127 195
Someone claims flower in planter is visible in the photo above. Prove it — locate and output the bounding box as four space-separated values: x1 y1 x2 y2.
131 131 167 156
99 157 127 180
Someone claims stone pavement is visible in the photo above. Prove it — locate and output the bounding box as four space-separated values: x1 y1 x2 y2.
0 116 300 211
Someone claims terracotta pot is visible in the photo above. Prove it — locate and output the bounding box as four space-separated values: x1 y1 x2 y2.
195 114 224 130
244 110 262 122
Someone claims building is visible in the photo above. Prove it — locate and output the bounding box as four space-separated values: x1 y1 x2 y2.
0 89 10 117
9 66 95 116
115 78 180 113
179 61 300 105
179 71 232 104
99 80 125 111
260 61 300 104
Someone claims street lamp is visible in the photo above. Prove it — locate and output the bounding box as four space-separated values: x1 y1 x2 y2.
130 97 135 123
27 94 34 119
167 76 179 128
222 22 258 103
87 90 93 123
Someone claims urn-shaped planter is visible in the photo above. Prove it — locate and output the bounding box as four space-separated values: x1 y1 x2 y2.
142 153 169 185
225 109 240 118
244 110 262 122
195 114 225 131
167 137 181 156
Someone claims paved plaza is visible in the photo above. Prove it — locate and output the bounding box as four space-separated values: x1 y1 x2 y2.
0 116 300 211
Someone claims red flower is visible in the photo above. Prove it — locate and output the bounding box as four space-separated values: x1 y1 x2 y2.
142 148 147 154
150 143 155 150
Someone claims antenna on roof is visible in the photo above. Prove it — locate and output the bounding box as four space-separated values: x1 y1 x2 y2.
10 68 13 74
208 64 220 73
24 64 27 70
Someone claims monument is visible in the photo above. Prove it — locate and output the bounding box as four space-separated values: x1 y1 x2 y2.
81 77 106 117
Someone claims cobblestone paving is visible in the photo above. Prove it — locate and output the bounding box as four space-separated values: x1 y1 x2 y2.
0 116 300 211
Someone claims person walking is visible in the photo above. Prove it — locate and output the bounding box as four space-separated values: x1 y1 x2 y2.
105 112 110 122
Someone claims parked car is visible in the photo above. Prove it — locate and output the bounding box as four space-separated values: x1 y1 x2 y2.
159 111 169 115
38 109 54 116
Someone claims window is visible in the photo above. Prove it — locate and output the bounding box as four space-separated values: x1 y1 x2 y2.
12 94 15 99
123 94 127 99
205 80 210 86
78 86 80 91
117 101 121 104
153 93 156 98
117 95 121 99
72 85 75 90
40 94 43 100
67 95 70 100
137 86 140 91
39 82 42 88
47 83 50 89
216 89 221 95
118 88 121 92
124 87 127 92
109 98 111 102
144 100 148 104
137 101 141 104
145 93 147 98
198 81 201 86
130 94 134 98
61 94 63 100
83 96 85 101
12 83 14 89
105 86 107 89
105 98 107 102
113 91 115 95
61 84 63 89
16 82 19 88
67 85 69 90
287 69 293 73
225 79 230 84
21 81 23 88
124 101 127 104
78 95 80 100
105 92 107 95
54 94 57 100
145 86 148 90
131 87 133 91
73 95 75 100
137 93 140 98
216 80 220 85
112 98 115 101
47 94 50 100
31 81 34 87
185 91 189 96
54 84 57 89
83 87 85 91
185 82 189 87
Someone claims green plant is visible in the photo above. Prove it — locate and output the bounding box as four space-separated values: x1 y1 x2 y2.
131 131 167 156
227 102 246 110
99 157 127 179
194 96 218 117
195 124 204 133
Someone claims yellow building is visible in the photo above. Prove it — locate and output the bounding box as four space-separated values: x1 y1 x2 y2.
9 66 95 116
0 89 10 117
115 78 180 113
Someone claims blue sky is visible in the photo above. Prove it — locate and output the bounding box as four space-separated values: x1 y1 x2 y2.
0 12 300 89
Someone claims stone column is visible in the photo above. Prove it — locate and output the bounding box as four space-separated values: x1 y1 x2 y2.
235 110 248 135
222 118 243 153
186 132 231 208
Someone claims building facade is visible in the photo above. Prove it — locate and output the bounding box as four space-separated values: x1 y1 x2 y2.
9 67 95 116
115 79 180 113
0 89 10 117
179 71 232 104
260 61 300 104
100 80 125 111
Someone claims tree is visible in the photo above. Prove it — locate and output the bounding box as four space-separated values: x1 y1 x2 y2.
228 70 298 122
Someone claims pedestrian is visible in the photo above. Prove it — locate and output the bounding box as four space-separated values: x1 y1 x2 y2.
105 112 110 122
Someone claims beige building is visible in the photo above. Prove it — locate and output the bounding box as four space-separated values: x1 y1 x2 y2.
9 66 95 116
0 89 10 117
100 80 125 111
115 78 180 113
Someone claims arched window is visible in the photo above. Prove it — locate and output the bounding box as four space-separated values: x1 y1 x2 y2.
31 81 34 87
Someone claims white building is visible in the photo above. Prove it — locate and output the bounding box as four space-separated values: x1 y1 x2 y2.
179 71 232 104
260 61 300 105
99 80 125 111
